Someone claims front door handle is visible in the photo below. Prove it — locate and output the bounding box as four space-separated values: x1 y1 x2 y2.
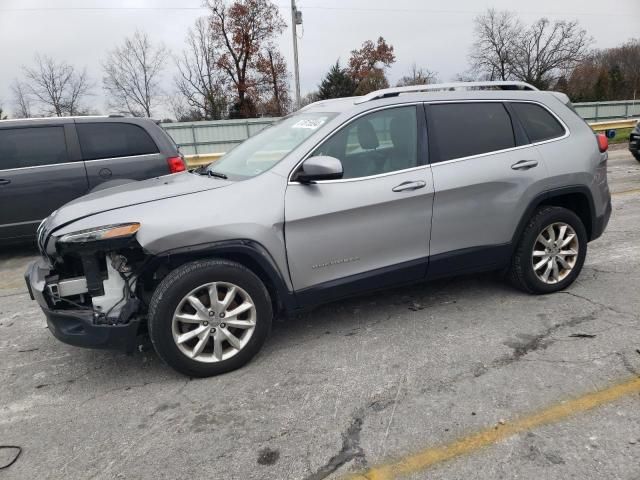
511 160 539 170
0 179 11 186
392 180 426 192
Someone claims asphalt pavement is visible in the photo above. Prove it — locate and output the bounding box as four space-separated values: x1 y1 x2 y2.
1 146 639 479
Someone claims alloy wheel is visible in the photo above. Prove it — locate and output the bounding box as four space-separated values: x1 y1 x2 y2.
171 282 257 363
531 222 579 284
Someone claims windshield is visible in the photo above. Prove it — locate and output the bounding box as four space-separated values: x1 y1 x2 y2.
206 112 337 179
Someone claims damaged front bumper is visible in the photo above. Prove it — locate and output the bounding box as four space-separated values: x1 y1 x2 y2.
25 257 141 353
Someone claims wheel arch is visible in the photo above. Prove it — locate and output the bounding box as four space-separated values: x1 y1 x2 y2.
512 186 596 250
138 240 296 316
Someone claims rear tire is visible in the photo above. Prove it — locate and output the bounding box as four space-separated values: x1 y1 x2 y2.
508 206 587 294
148 259 272 377
633 152 640 163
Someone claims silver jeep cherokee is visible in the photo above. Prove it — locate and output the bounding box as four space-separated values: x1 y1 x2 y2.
26 81 612 377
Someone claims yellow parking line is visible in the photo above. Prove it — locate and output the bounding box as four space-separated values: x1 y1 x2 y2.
345 376 640 480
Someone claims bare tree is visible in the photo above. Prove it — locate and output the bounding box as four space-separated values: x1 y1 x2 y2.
397 64 438 86
615 38 640 100
21 55 92 116
300 91 319 108
103 30 168 117
470 9 591 89
175 18 228 120
469 9 520 81
256 48 290 116
510 18 591 89
206 0 287 118
169 94 206 122
10 80 33 118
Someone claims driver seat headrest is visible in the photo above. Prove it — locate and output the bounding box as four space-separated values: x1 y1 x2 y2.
357 120 379 150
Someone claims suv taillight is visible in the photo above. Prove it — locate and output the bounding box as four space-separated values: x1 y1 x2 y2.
596 133 608 153
167 156 186 173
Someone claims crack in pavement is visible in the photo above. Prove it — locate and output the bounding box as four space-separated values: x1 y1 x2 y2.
303 411 365 480
493 310 598 369
423 307 605 391
303 392 403 480
616 352 640 377
558 291 639 320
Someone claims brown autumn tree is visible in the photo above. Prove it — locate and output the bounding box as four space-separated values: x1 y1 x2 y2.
348 37 396 95
206 0 286 118
566 39 640 101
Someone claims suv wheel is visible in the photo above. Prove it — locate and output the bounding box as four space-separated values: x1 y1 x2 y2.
509 206 587 294
148 259 272 377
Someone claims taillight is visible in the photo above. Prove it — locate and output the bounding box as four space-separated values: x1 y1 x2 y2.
167 156 186 173
596 133 608 153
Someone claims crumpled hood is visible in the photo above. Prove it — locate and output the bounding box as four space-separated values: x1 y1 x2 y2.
46 172 233 231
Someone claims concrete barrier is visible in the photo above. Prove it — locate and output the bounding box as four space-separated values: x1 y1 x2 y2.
184 153 225 168
589 118 638 132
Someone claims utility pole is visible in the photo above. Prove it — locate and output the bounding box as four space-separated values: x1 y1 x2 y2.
291 0 301 110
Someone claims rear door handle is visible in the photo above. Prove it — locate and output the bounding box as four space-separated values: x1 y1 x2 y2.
392 180 426 192
511 160 538 170
0 179 11 186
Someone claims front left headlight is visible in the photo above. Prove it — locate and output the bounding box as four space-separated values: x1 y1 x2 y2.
58 223 141 244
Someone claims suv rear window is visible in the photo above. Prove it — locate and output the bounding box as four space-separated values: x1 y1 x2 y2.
77 123 159 160
511 102 565 143
0 126 68 170
428 103 515 162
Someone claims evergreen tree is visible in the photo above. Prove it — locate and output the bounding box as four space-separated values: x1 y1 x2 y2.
317 61 356 100
608 65 625 100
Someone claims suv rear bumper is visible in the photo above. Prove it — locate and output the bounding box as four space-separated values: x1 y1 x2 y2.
25 259 140 353
591 198 612 241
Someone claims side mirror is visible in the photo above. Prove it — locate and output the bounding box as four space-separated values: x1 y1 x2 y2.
295 156 343 183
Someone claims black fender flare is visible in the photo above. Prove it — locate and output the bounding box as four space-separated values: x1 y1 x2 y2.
140 239 298 314
510 185 596 252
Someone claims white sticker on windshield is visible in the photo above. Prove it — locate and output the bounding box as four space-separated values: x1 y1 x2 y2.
292 117 328 130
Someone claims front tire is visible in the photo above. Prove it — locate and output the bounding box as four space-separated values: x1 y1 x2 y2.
509 206 587 294
148 259 272 377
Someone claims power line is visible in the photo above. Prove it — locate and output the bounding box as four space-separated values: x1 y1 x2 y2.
0 6 207 11
0 5 633 17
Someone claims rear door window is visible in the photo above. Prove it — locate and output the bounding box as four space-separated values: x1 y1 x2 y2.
510 102 566 143
77 123 159 160
0 127 69 170
428 103 515 163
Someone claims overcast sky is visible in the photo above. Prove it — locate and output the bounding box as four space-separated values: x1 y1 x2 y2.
0 0 638 118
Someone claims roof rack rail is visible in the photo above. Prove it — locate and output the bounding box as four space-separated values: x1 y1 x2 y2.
354 81 539 104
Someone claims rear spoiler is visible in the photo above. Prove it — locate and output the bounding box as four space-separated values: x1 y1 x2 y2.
549 91 571 105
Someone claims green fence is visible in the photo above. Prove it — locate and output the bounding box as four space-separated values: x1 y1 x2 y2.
162 99 639 155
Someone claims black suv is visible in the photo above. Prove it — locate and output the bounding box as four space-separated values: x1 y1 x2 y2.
0 116 184 245
630 121 640 162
